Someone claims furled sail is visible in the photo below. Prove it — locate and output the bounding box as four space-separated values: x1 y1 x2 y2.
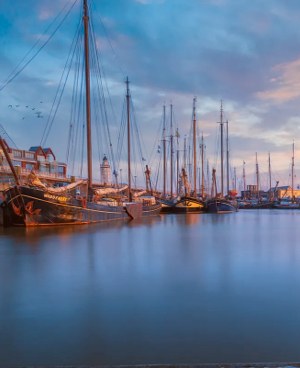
94 185 128 195
27 170 86 194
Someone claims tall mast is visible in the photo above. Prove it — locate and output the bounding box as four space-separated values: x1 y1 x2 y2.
183 136 187 170
255 152 259 199
176 128 180 196
83 0 92 191
201 133 205 198
242 161 246 198
292 141 295 200
192 97 197 196
126 77 132 202
170 103 174 198
226 120 230 196
233 167 237 190
207 159 210 196
220 101 224 196
0 138 20 186
162 105 166 198
268 152 272 200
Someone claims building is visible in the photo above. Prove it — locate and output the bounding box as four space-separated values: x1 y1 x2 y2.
0 139 67 186
269 185 300 199
241 184 265 199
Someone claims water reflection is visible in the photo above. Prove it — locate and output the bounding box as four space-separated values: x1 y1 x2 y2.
1 210 300 366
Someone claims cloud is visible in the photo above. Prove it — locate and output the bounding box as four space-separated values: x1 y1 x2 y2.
256 58 300 103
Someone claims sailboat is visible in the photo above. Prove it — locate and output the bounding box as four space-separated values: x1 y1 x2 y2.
273 141 300 209
160 98 205 213
0 0 142 226
124 78 161 217
206 102 238 213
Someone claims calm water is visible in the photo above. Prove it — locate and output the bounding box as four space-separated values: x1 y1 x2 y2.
1 210 300 366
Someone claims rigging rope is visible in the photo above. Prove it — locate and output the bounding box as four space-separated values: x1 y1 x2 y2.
40 18 82 147
0 0 79 92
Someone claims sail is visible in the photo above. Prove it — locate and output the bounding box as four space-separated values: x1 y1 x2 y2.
94 185 128 195
27 170 86 194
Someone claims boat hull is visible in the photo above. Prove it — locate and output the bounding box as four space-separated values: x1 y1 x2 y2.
273 203 300 209
124 202 161 218
2 186 129 227
159 196 205 214
142 203 162 216
206 198 238 213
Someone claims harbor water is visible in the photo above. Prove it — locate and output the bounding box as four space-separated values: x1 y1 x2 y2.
1 209 300 366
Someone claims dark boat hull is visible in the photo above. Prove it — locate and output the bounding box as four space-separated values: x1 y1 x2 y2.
159 196 205 214
125 202 161 218
206 198 238 213
142 203 162 216
2 186 129 227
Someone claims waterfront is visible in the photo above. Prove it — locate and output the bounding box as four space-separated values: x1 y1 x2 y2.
1 210 300 366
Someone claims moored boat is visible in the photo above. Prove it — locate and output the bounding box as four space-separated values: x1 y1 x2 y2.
0 0 145 226
2 183 130 227
205 103 238 214
206 196 237 213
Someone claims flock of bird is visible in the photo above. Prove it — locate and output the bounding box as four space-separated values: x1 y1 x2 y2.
8 101 44 119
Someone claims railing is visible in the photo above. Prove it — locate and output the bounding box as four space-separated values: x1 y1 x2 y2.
0 165 66 179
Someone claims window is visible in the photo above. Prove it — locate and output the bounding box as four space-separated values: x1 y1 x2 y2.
12 160 21 166
25 152 35 159
26 163 34 170
12 149 22 158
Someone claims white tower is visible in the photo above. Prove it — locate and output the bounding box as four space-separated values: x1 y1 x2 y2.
100 155 111 186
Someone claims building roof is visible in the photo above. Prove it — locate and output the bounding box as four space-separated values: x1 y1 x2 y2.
29 146 56 160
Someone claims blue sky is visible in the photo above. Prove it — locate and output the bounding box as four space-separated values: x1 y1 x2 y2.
1 0 300 191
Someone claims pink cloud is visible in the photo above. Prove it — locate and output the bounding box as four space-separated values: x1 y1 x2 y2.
257 58 300 103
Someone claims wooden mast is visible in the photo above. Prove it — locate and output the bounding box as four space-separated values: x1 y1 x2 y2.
126 77 132 202
83 0 92 192
255 152 259 199
162 105 166 198
0 138 20 186
170 103 173 198
220 101 224 197
243 160 246 198
292 141 295 201
226 119 229 196
176 128 180 196
192 97 197 197
268 152 272 200
201 133 204 198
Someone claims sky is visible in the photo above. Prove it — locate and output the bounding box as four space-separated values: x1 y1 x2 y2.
1 0 300 192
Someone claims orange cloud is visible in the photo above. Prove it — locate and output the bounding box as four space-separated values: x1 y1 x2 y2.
256 58 300 103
